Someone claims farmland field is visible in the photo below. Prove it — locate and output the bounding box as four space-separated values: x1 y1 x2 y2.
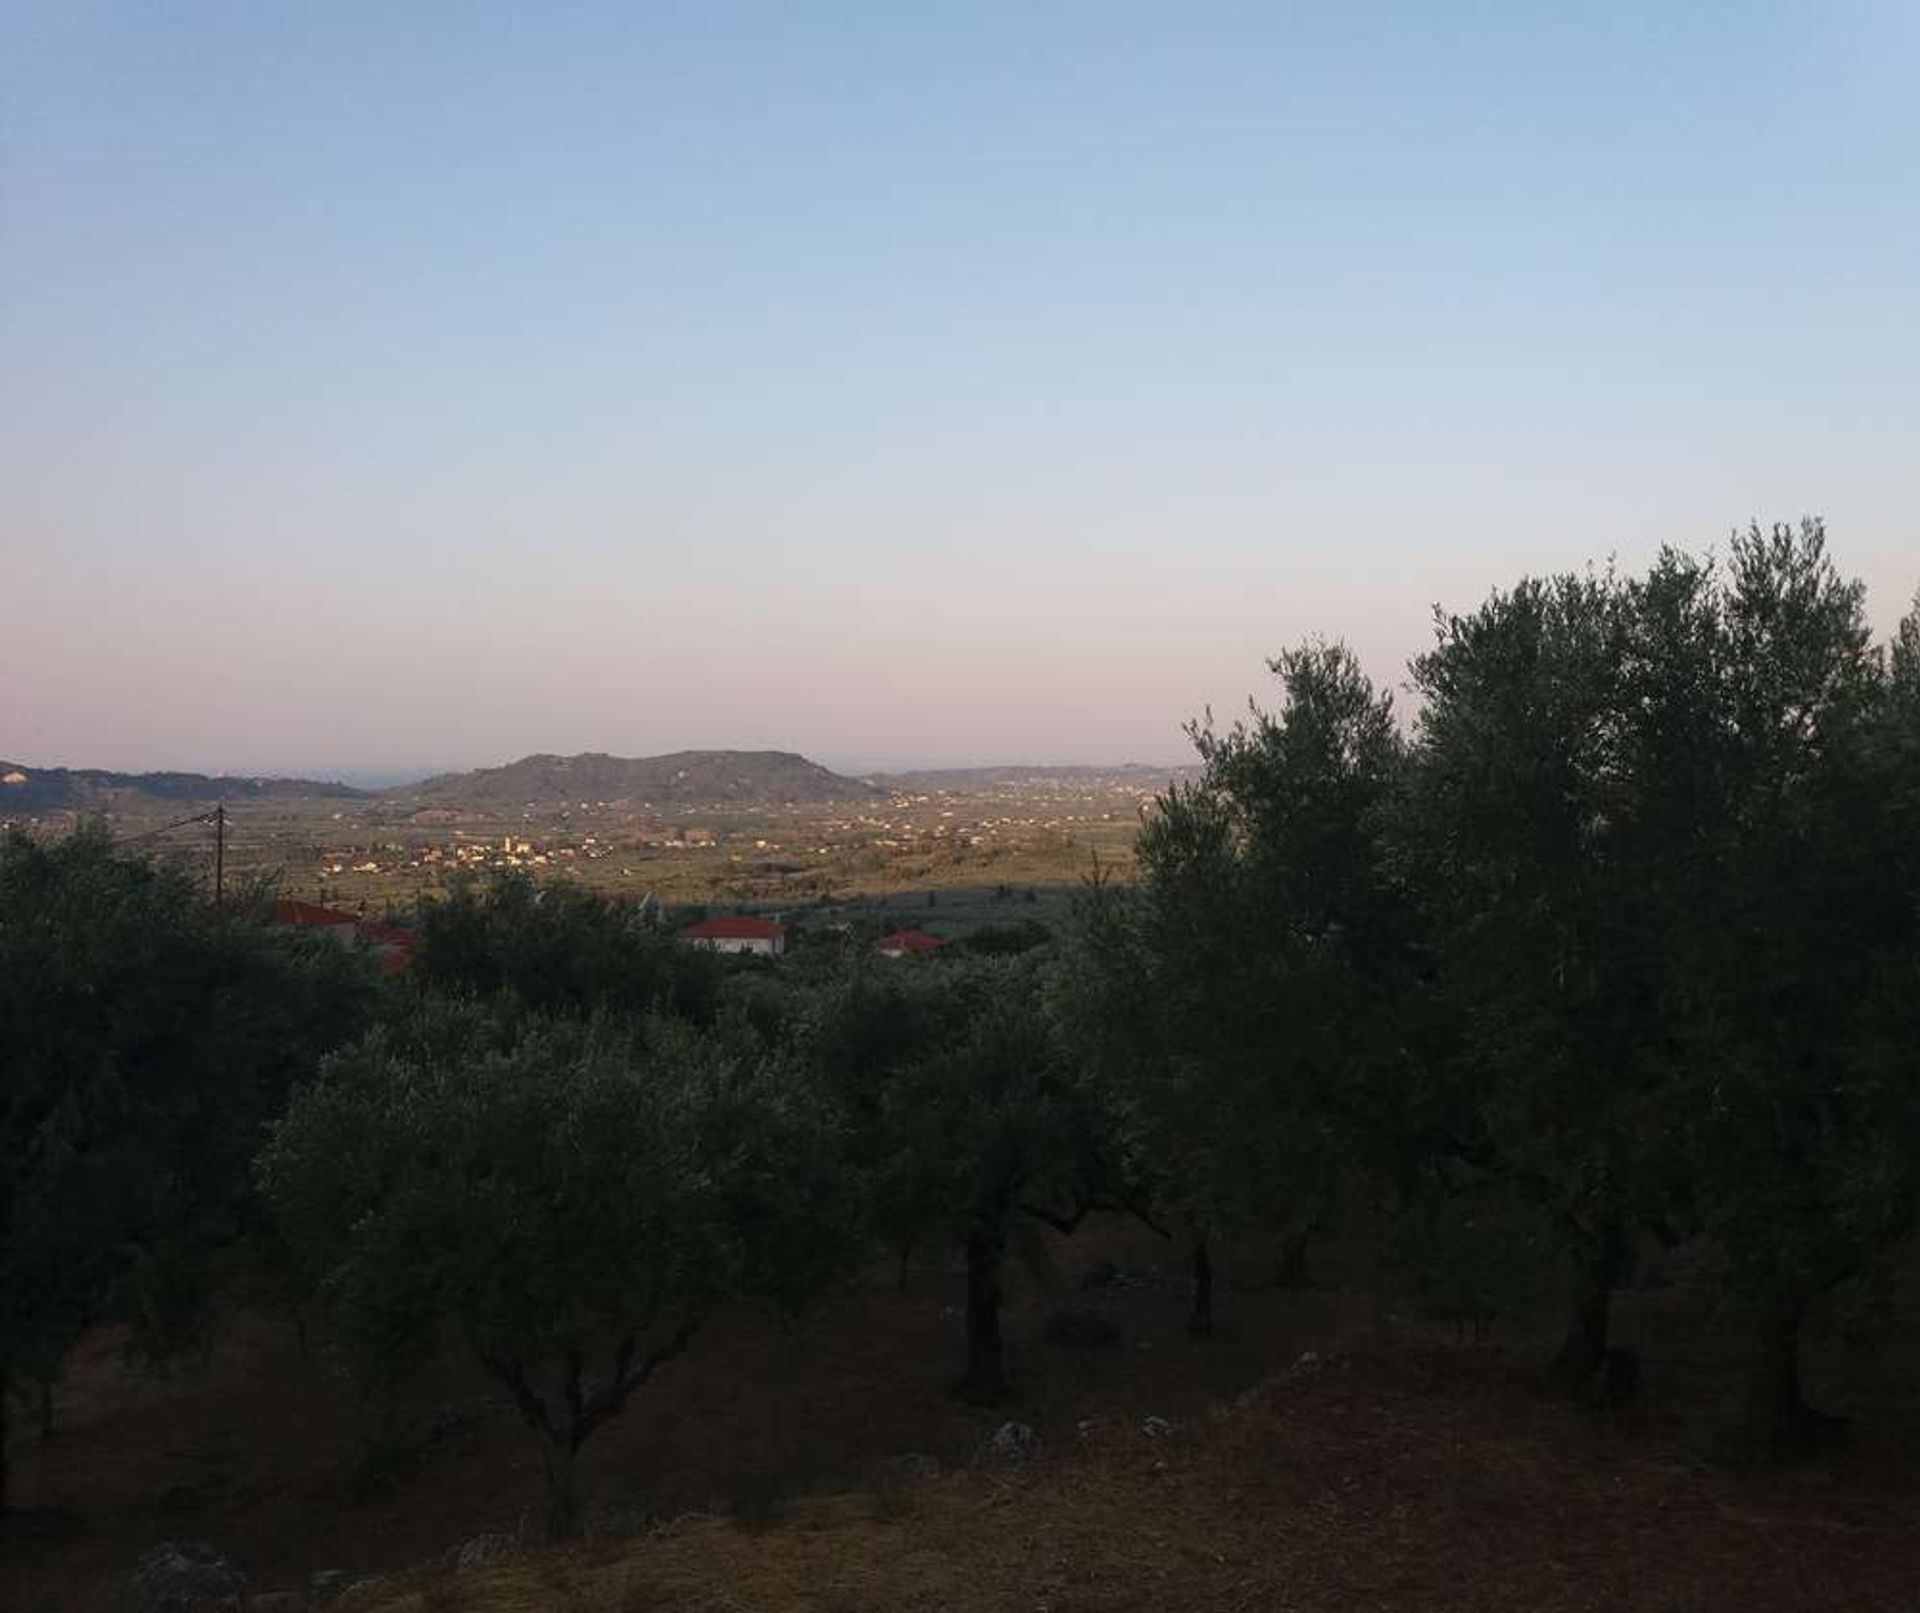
6 765 1179 922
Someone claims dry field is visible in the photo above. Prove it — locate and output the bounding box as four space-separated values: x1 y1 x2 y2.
45 773 1161 917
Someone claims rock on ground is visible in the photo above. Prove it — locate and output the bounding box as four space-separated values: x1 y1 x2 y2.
121 1541 248 1613
979 1421 1040 1467
449 1532 519 1573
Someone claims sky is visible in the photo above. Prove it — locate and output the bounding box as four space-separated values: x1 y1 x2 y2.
4 3 1917 777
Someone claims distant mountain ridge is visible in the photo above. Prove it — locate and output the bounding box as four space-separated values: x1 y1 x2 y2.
0 761 365 816
0 752 1193 819
388 750 880 808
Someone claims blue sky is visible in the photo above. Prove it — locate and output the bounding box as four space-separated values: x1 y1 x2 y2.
5 3 1917 774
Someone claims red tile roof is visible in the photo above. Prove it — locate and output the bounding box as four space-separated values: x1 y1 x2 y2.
270 899 361 928
270 901 416 973
681 915 788 941
877 928 947 954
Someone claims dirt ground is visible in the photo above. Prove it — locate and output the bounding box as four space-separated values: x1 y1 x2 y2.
352 1352 1920 1613
7 1223 1919 1611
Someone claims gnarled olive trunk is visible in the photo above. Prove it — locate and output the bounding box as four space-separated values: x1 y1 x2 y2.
544 1437 584 1540
1275 1225 1312 1290
482 1322 698 1543
1750 1292 1834 1461
963 1222 1008 1393
1188 1236 1214 1337
1548 1217 1630 1398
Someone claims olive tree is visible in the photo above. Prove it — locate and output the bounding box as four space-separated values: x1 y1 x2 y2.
0 827 376 1512
796 957 957 1288
1403 522 1920 1440
257 1001 861 1535
413 873 722 1025
838 958 1134 1393
1404 563 1681 1392
1655 525 1920 1453
1061 643 1413 1334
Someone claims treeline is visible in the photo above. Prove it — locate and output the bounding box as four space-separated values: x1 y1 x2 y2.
1076 519 1920 1452
4 521 1916 1543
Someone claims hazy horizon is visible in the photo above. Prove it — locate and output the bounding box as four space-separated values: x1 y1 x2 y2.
0 749 1201 787
7 5 1917 774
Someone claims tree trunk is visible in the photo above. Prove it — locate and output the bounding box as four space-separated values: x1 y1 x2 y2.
1548 1218 1629 1398
544 1436 584 1540
36 1380 52 1440
1751 1293 1825 1461
1276 1226 1311 1290
896 1238 913 1292
963 1224 1007 1394
1188 1236 1214 1337
1 1365 10 1517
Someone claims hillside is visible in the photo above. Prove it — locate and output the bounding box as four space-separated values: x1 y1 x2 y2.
0 761 365 816
388 750 880 809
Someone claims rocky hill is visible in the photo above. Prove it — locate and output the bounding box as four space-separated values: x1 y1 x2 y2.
387 750 880 809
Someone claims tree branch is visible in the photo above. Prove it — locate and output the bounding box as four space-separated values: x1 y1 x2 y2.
1017 1193 1171 1240
576 1316 701 1444
1016 1199 1091 1235
479 1350 553 1439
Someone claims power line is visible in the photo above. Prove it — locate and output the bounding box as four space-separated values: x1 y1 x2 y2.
108 805 229 902
111 810 217 846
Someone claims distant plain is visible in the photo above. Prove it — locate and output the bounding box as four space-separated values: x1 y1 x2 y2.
0 751 1189 927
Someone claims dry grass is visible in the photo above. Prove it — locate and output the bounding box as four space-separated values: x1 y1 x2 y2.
346 1350 1920 1613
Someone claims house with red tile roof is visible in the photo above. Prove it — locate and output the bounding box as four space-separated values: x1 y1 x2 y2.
270 899 415 974
680 914 788 956
269 899 361 941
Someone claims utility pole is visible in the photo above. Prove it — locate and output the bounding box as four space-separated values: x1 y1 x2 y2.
213 803 226 904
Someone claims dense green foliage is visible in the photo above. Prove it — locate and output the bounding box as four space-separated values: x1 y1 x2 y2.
412 874 722 1023
1060 643 1420 1329
1399 527 1920 1444
713 949 1133 1391
1068 522 1920 1452
806 956 1135 1389
258 1003 861 1535
0 828 377 1506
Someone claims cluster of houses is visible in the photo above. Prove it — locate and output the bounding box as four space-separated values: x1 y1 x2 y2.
678 915 948 960
315 832 619 881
